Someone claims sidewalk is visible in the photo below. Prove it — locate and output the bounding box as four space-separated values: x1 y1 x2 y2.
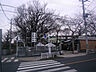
1 51 87 62
18 56 41 62
18 52 87 62
58 53 86 58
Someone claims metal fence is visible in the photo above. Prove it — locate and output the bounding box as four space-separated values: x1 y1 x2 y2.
17 46 57 56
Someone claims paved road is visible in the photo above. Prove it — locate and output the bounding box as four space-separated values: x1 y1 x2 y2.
17 60 77 72
2 56 19 72
2 53 96 72
68 60 96 72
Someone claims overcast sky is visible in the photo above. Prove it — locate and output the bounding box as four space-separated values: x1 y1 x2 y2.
0 0 95 34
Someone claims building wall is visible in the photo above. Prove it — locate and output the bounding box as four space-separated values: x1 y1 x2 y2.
80 40 96 50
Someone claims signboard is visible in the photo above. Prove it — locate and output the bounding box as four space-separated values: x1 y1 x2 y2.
44 34 47 39
16 36 18 41
31 32 37 42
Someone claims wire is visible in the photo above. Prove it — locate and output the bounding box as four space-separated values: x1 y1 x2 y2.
0 3 16 8
88 5 96 13
0 3 10 20
85 0 96 14
0 9 17 13
86 0 94 8
0 24 9 27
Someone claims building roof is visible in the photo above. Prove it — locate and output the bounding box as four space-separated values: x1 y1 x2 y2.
78 36 96 40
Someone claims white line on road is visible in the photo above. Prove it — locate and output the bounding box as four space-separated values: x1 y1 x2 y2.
14 59 19 62
20 60 57 65
11 57 15 60
18 62 61 70
40 66 70 72
19 61 60 67
19 62 60 67
17 64 65 72
62 69 77 72
1 58 8 62
6 59 12 62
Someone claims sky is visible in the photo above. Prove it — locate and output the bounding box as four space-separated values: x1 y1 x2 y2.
0 0 96 35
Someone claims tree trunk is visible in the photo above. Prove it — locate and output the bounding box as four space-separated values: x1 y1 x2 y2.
72 36 75 53
56 31 58 50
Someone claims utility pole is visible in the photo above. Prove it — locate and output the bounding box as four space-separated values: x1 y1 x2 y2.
0 29 2 72
9 19 12 54
16 36 18 57
80 0 89 54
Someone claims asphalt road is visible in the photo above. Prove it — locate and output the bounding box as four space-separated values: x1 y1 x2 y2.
55 53 96 72
2 62 20 72
68 60 96 72
2 53 96 72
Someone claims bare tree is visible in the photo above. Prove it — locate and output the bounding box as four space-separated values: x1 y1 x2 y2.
61 16 83 51
2 30 10 54
12 1 58 46
86 13 96 35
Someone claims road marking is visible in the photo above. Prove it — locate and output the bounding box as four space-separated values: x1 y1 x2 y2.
1 58 8 62
18 62 61 70
11 57 15 60
6 59 12 62
2 57 18 63
18 63 65 71
40 66 70 72
19 62 60 68
17 58 96 72
14 59 19 62
62 69 77 72
20 60 57 65
19 60 59 67
64 58 96 66
17 60 78 72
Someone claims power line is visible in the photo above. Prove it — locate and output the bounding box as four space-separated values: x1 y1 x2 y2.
86 0 94 8
85 0 96 14
0 24 10 27
0 3 17 8
0 9 17 13
0 3 13 54
89 5 96 13
0 3 10 20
